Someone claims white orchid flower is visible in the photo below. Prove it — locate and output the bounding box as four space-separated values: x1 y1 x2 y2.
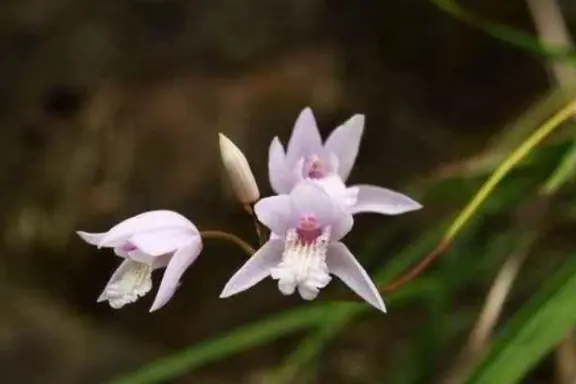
77 210 202 312
220 181 385 312
268 107 422 215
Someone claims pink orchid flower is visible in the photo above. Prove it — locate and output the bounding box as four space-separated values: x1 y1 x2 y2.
77 210 202 312
268 107 422 215
220 181 385 312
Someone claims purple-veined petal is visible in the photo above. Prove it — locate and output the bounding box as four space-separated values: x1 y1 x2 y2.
327 242 386 312
268 137 293 194
254 195 292 236
129 228 197 257
97 259 134 302
324 114 364 181
219 239 284 298
98 210 196 248
348 185 422 215
289 181 336 227
149 237 203 312
286 107 323 163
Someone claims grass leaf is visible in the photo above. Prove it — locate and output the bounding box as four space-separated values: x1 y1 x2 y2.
466 256 576 384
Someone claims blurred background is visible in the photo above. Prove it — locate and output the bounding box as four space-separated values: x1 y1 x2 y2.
1 0 576 383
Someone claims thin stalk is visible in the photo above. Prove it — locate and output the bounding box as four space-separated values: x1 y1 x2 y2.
200 230 256 256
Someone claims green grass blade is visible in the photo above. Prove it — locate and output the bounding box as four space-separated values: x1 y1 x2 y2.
541 140 576 194
466 255 576 384
443 98 576 243
431 0 576 63
273 304 358 383
109 304 336 384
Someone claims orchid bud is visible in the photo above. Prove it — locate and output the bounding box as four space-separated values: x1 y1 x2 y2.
218 133 260 205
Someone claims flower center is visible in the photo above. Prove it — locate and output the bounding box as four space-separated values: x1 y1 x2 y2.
270 222 332 301
120 242 138 252
304 156 326 179
100 260 153 309
296 215 322 244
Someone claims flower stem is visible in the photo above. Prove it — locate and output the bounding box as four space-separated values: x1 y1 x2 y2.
200 230 256 257
332 98 576 303
243 204 268 246
379 239 450 293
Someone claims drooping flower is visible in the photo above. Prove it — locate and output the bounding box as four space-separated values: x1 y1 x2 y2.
77 210 202 312
219 181 385 312
268 107 422 215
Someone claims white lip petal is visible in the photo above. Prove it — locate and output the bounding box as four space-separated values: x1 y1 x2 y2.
98 260 153 309
150 237 203 312
324 114 365 181
348 185 422 216
220 239 284 299
271 228 332 301
98 210 197 248
97 259 140 303
327 242 386 313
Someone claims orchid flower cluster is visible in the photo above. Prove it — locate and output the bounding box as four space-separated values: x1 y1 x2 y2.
77 107 422 313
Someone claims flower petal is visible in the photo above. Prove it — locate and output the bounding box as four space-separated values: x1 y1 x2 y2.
286 107 323 163
324 114 364 181
311 176 355 240
219 239 284 298
289 181 337 227
268 137 293 194
313 175 359 211
149 237 203 312
291 157 306 184
327 242 386 312
77 231 109 246
348 185 422 215
331 209 354 241
97 259 134 302
130 228 197 257
98 210 196 248
254 195 292 236
99 260 153 309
